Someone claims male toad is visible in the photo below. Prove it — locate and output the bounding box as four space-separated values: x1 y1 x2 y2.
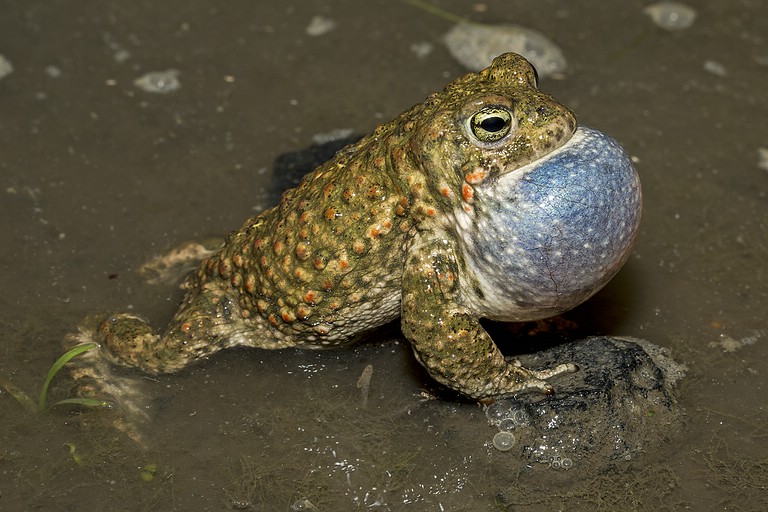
89 53 641 401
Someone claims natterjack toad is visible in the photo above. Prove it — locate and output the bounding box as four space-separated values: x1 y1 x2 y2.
85 53 641 401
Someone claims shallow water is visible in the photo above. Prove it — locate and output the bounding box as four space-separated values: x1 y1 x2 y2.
1 0 767 510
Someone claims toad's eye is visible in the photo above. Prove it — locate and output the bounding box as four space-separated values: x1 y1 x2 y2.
469 106 513 143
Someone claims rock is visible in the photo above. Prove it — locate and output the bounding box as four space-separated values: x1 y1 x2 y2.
486 336 686 474
444 23 566 78
643 2 697 31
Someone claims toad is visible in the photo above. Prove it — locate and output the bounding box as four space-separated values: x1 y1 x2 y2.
82 53 641 401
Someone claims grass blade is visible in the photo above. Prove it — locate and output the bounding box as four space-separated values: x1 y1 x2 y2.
54 397 112 409
38 343 98 412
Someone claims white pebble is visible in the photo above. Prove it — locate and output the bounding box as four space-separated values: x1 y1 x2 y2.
410 41 434 59
703 59 727 77
134 69 181 94
305 15 336 37
45 65 62 78
643 2 697 31
758 147 768 172
444 22 566 78
0 54 13 80
311 128 354 145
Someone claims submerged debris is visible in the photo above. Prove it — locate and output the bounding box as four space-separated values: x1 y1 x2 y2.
305 15 336 37
643 2 697 31
709 329 765 352
134 69 181 94
759 147 768 172
45 65 62 78
444 22 566 78
703 59 728 77
0 54 13 80
410 41 434 59
311 128 354 145
356 364 374 408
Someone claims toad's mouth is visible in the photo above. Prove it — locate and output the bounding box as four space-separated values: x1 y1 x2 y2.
460 126 642 322
496 124 585 180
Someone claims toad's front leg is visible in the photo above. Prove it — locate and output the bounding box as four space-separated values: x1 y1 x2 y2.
400 238 576 400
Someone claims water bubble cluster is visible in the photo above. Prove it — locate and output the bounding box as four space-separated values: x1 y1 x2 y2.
485 400 531 431
497 418 516 432
486 400 532 452
486 400 575 468
545 455 573 470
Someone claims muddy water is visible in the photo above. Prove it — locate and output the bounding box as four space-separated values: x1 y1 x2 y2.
1 1 767 510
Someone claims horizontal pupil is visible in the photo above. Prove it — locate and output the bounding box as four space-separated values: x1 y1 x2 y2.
480 116 506 132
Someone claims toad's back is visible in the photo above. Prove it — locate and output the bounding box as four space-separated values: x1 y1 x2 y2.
191 128 415 348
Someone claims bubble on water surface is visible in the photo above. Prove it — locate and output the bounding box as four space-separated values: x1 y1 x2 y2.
492 431 516 451
511 407 530 427
497 418 517 432
485 400 513 424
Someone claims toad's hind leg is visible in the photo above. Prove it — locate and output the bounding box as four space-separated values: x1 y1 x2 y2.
98 284 255 374
66 306 237 447
65 285 252 445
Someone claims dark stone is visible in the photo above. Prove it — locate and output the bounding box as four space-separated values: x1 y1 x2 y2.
487 336 685 472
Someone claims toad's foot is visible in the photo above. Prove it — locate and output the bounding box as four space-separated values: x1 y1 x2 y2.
138 238 222 285
64 316 155 448
503 361 579 394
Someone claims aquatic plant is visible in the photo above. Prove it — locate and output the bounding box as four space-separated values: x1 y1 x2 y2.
0 342 110 414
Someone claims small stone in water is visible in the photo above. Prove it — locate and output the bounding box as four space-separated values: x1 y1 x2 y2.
444 22 566 78
312 128 354 145
703 60 727 77
134 69 181 94
0 54 13 80
643 2 697 31
410 41 434 59
305 16 336 37
757 147 768 172
45 65 62 78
